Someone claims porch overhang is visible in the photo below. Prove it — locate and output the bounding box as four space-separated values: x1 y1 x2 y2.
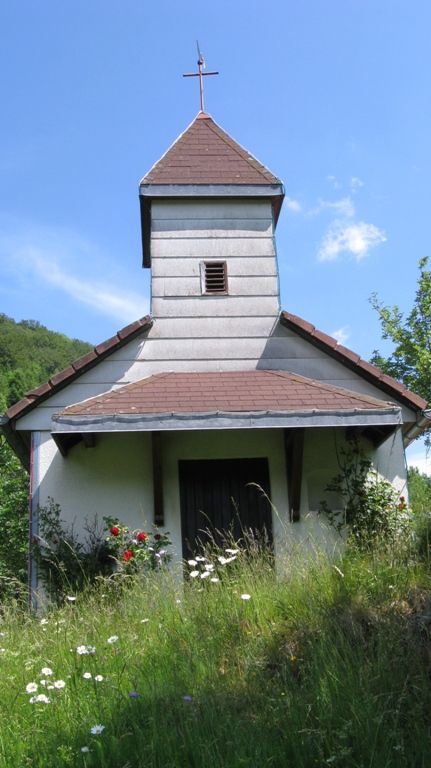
51 406 401 437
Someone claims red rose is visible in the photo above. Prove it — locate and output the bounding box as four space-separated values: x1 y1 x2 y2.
123 549 134 562
154 533 162 541
137 531 147 542
110 526 120 536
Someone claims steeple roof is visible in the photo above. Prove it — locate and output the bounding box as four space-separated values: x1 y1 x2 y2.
140 113 282 186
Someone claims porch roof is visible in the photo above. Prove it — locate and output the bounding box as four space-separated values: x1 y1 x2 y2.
51 370 402 435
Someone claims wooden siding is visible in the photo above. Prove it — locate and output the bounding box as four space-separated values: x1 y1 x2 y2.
151 276 278 297
13 198 417 431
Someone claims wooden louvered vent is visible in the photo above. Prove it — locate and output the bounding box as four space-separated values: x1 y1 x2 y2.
203 261 228 294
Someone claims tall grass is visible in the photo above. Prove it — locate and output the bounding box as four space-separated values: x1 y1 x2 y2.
0 543 430 767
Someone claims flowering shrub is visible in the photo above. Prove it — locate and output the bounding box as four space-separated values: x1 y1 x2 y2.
32 500 172 602
320 438 411 548
33 499 115 603
104 517 171 571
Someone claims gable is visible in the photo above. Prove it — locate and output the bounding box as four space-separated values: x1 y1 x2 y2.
279 312 427 419
6 313 426 430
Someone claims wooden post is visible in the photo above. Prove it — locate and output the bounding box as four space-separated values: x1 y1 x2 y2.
284 428 305 522
152 431 164 527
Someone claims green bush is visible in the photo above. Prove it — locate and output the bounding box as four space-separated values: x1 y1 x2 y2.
320 437 410 548
32 502 172 603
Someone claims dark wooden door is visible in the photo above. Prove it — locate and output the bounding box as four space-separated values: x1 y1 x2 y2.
178 458 272 558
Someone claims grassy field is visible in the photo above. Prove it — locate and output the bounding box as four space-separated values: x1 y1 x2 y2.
0 544 430 767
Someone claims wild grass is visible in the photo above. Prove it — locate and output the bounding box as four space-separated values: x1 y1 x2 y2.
0 543 430 767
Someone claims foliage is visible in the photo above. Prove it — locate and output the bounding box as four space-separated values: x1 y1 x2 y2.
32 503 172 603
0 313 91 408
0 313 92 594
104 517 171 571
370 256 431 442
0 546 430 766
33 500 116 603
408 466 431 516
408 467 431 563
320 437 409 547
0 437 29 602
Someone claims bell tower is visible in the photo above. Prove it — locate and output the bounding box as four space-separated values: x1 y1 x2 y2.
139 112 285 350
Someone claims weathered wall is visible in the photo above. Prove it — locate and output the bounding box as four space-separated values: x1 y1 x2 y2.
32 426 407 572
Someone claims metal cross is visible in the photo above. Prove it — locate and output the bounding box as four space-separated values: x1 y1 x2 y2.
182 42 219 113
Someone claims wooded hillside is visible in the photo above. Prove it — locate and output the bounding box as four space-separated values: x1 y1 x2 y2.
0 313 92 596
0 313 92 411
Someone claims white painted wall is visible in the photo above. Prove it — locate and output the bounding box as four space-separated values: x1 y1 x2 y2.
32 426 405 573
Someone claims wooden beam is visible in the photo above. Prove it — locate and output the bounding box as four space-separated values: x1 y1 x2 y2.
152 431 164 527
52 433 83 457
284 428 305 522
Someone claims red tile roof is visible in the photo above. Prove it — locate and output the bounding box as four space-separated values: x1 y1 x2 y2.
140 113 282 186
4 316 153 422
59 370 396 418
280 311 428 411
3 312 426 429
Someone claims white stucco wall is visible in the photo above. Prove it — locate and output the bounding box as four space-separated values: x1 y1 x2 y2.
31 426 407 571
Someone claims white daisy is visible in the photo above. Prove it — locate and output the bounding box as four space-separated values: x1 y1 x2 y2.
76 645 88 655
210 577 220 583
189 570 199 578
107 635 119 644
41 667 53 676
25 682 38 694
30 693 50 704
94 675 104 682
54 680 66 689
83 672 92 680
200 571 210 579
90 724 105 735
240 593 251 601
187 559 198 567
81 746 90 753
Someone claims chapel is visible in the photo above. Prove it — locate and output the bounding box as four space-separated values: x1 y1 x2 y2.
2 79 428 582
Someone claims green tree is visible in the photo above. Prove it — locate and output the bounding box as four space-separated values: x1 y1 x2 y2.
408 467 431 516
370 257 431 401
0 437 29 599
0 313 92 599
370 256 430 441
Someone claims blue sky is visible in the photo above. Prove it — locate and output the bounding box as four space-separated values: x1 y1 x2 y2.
0 1 430 471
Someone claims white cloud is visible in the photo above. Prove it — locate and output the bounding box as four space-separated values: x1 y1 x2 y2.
0 221 147 323
26 248 144 322
331 326 350 345
317 220 387 262
309 196 355 219
350 176 364 192
407 453 431 477
285 197 301 213
327 175 342 190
